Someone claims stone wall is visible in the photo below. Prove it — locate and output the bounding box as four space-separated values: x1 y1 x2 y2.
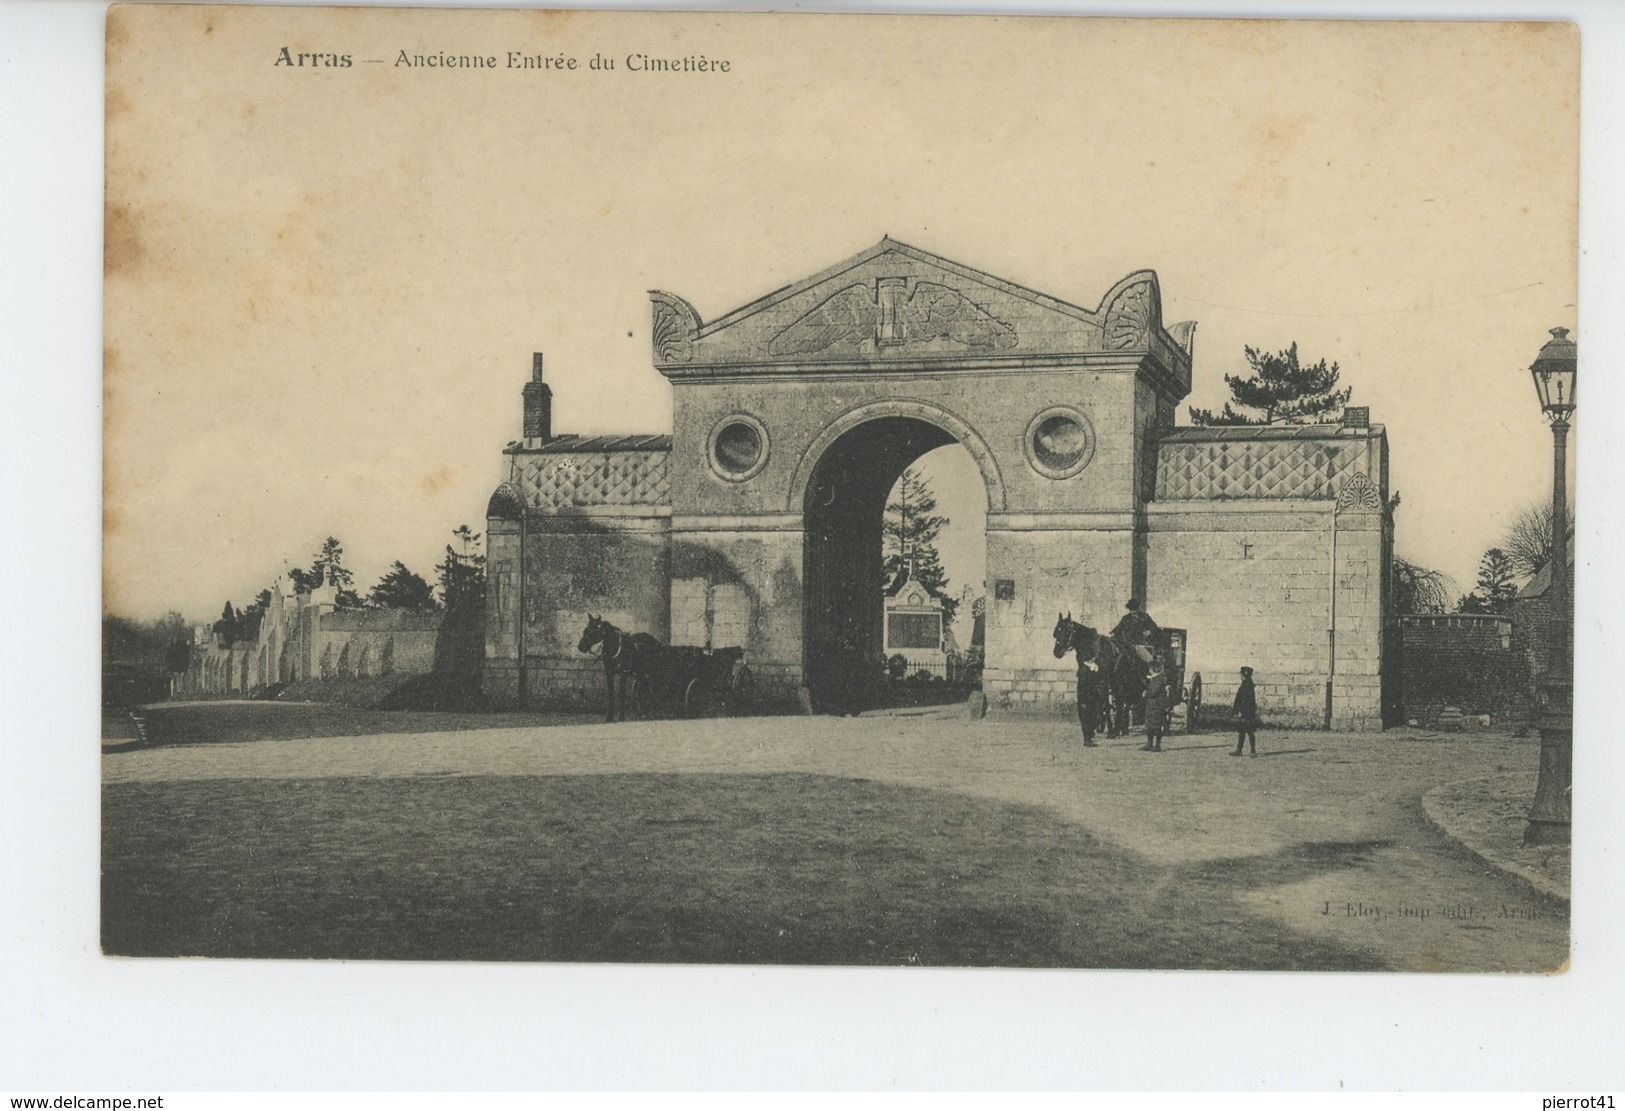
315 608 441 679
185 639 255 696
1509 559 1574 684
1147 504 1385 729
485 511 672 709
669 526 805 706
179 585 442 697
982 525 1135 711
1394 613 1532 724
1144 424 1391 731
485 441 675 709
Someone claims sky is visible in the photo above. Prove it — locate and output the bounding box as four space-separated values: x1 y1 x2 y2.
102 6 1579 622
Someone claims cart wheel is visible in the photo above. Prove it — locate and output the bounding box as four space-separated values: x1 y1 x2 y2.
628 674 653 720
1187 672 1203 732
726 665 757 716
683 677 710 718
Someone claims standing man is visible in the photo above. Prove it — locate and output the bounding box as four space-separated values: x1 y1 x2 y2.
1232 666 1259 757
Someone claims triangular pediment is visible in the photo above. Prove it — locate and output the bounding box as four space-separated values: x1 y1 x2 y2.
650 239 1191 375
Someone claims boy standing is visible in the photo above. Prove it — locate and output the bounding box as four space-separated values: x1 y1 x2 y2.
1141 654 1172 752
1231 666 1259 757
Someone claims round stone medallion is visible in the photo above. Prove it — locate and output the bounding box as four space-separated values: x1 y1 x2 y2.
707 414 769 482
1024 407 1095 479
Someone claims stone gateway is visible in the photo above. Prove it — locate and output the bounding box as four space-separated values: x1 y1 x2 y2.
484 239 1392 729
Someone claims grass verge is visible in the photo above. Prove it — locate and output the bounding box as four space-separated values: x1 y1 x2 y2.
103 772 1380 969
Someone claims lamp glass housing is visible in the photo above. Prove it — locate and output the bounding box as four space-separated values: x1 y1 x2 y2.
1530 326 1577 420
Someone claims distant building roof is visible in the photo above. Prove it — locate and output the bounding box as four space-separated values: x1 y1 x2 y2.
1515 554 1576 601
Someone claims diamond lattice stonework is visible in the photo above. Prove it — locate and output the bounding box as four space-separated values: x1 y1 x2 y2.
518 451 672 509
1156 440 1367 501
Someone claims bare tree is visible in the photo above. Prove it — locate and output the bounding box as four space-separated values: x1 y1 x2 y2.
1502 500 1575 580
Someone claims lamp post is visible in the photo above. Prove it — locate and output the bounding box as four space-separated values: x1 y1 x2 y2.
1524 326 1575 846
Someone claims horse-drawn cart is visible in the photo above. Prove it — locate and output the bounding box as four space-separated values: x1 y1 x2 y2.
1116 626 1196 733
579 615 757 722
1053 614 1200 740
658 645 757 718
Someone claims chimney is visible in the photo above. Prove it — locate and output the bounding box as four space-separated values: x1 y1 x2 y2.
1342 406 1370 429
523 352 553 442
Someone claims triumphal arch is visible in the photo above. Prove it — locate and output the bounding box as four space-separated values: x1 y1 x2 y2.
484 239 1392 728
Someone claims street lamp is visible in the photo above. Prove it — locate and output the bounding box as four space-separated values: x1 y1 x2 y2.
1525 326 1575 846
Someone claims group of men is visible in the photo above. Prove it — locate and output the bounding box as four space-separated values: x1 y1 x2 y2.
1107 598 1260 757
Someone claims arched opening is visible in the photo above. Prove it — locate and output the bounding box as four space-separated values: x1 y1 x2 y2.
803 417 987 712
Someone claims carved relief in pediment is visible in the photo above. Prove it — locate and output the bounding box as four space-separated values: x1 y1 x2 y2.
766 279 1018 357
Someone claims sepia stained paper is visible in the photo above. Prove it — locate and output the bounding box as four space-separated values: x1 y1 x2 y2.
104 4 1578 973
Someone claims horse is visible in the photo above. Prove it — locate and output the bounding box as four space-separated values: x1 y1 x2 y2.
1103 636 1152 738
578 615 663 722
1053 613 1152 740
1052 613 1116 745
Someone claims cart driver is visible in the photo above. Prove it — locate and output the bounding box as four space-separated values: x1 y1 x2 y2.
1110 598 1163 663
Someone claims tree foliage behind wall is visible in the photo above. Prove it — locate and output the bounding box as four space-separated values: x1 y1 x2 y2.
368 561 438 610
1502 500 1576 580
434 525 487 675
1189 342 1353 426
1391 556 1456 615
288 536 363 608
103 611 191 704
1457 548 1518 614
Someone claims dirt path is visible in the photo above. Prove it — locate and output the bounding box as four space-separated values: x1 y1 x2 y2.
103 708 1568 971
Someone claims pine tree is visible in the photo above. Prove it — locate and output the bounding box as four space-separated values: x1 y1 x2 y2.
289 536 362 607
368 561 438 610
881 467 955 618
436 525 486 610
240 589 272 641
1189 342 1353 426
434 525 488 676
1458 548 1519 614
212 600 238 644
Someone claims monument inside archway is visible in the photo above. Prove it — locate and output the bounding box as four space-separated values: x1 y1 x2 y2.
801 415 969 710
486 238 1392 728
